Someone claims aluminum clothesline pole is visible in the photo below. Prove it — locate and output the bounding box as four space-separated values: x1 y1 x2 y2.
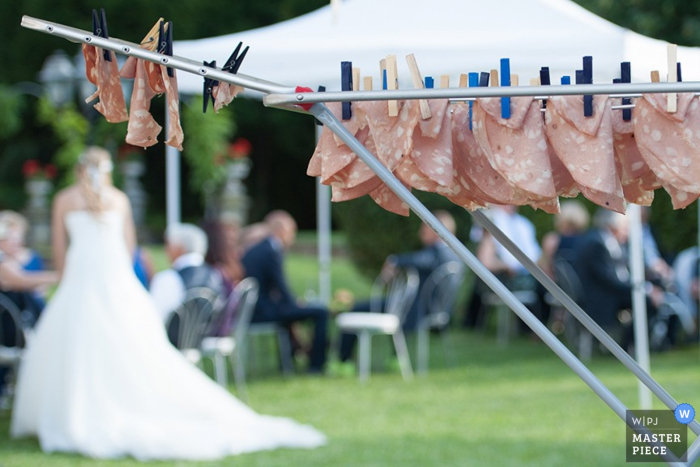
264 81 700 106
20 16 295 96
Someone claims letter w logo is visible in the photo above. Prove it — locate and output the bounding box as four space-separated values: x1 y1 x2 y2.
680 410 691 419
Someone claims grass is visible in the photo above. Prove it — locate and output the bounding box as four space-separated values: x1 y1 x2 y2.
2 235 697 466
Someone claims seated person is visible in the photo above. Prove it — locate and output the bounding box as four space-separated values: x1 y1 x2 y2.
339 210 462 363
149 223 225 345
241 210 329 374
575 209 663 352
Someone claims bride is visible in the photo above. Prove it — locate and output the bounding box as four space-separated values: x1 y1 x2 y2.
10 147 326 460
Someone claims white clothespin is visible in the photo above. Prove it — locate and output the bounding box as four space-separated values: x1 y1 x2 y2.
405 53 431 119
386 54 399 117
667 43 677 113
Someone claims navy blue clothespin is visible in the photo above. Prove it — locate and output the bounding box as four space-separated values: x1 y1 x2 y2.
425 76 434 89
539 67 551 108
158 20 174 77
315 86 326 126
620 62 632 121
341 61 353 120
479 72 490 87
677 62 683 83
500 58 511 119
468 72 478 130
92 9 111 62
582 56 593 117
222 42 249 75
202 60 219 113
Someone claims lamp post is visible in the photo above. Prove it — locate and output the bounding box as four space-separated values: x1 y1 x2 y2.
37 49 75 107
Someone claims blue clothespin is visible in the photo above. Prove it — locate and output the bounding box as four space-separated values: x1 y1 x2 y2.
202 60 218 113
158 21 174 78
468 72 479 130
582 56 593 117
341 61 353 120
620 62 632 121
561 76 571 85
479 72 490 87
425 77 434 89
500 58 511 119
382 69 388 90
91 9 111 62
539 67 551 108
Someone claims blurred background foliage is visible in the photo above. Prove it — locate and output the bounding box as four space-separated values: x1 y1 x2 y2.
0 0 698 274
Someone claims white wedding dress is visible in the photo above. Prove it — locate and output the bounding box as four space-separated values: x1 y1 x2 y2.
11 210 326 460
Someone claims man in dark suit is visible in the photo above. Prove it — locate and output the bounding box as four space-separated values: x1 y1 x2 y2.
241 210 328 373
575 209 662 350
339 210 462 362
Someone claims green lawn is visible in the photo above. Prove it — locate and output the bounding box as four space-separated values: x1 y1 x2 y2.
2 239 697 466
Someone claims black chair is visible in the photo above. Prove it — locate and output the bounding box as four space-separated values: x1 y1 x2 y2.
0 292 27 408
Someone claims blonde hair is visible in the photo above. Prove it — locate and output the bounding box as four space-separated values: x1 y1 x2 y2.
77 146 114 213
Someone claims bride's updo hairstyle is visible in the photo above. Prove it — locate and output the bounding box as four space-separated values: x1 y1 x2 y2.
76 146 114 213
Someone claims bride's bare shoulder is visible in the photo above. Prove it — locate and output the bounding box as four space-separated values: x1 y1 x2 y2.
53 185 82 209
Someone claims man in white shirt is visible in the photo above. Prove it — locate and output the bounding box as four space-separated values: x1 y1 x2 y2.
150 223 223 323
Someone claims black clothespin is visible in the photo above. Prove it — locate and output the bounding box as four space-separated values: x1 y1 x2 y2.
539 67 551 108
202 60 219 113
582 56 593 117
677 62 683 83
315 86 326 126
222 42 250 75
92 8 111 62
479 71 490 88
158 20 174 77
620 62 632 121
341 61 353 120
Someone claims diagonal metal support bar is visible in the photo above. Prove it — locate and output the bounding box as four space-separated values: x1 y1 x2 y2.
472 210 700 437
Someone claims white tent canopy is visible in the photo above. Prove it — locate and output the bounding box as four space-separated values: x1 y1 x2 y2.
175 0 700 94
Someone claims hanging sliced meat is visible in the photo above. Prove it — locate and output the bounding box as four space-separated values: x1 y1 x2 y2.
213 82 243 112
122 59 162 148
634 93 700 198
331 175 383 202
610 97 656 205
473 96 557 201
369 182 410 216
545 95 625 213
160 67 184 151
82 44 128 123
408 99 453 188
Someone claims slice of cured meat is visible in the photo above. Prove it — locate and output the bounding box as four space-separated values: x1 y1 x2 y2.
161 66 184 151
82 44 128 123
123 59 162 148
213 83 243 112
545 96 625 213
409 100 453 188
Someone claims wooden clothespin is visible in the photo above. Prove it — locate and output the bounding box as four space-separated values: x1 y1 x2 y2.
364 76 373 91
651 70 660 83
490 69 499 88
620 62 632 121
386 54 399 117
667 44 677 113
582 56 593 117
539 67 551 108
341 61 353 120
500 58 510 119
459 74 469 88
468 72 478 130
440 75 450 89
140 18 165 51
510 74 519 87
405 54 431 119
530 77 540 86
352 67 361 92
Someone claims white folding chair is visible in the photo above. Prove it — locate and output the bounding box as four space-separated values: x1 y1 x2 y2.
416 261 465 375
200 278 259 402
336 267 419 382
168 287 221 364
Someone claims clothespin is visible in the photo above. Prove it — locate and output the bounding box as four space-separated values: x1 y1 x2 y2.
667 44 677 113
315 86 326 126
459 74 468 88
202 60 218 113
677 62 683 82
510 74 519 86
530 78 540 86
620 62 632 121
582 56 593 117
157 20 174 77
222 42 250 75
651 71 660 83
561 76 571 85
352 67 361 91
380 59 387 90
468 72 478 130
385 55 399 117
539 67 551 108
479 72 490 87
363 76 373 91
92 9 111 61
139 18 164 52
425 77 434 89
405 54 431 119
341 61 353 120
440 75 450 89
500 58 510 119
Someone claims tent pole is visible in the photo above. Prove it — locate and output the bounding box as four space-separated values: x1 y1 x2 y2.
627 204 652 410
316 125 332 306
165 106 181 227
